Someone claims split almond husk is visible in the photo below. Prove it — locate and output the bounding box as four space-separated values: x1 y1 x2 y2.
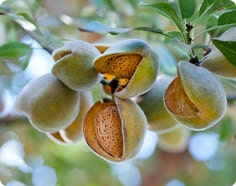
94 39 159 98
46 131 69 145
83 97 147 162
164 61 227 130
52 40 102 91
94 43 110 53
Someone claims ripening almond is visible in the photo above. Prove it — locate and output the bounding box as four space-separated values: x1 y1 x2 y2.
52 40 102 91
94 39 159 98
164 61 227 131
137 75 178 134
15 73 80 133
83 97 147 162
60 91 93 144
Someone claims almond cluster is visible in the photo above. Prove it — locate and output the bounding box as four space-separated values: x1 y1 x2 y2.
15 35 228 162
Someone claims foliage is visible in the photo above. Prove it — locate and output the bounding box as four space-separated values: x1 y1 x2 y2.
0 0 236 186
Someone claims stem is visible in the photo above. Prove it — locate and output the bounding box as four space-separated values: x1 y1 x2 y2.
0 115 28 125
3 9 54 54
26 31 54 54
185 22 193 44
184 22 201 65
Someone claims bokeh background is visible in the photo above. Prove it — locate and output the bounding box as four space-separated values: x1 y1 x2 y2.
0 0 236 186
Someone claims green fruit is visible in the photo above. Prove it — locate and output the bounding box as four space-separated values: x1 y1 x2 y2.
61 91 93 144
52 40 102 91
137 75 178 134
47 91 93 145
164 61 227 130
15 73 80 132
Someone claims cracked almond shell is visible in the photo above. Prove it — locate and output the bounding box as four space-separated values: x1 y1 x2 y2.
83 97 147 162
94 39 159 98
164 61 227 131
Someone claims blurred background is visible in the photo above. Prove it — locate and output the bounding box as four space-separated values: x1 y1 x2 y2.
0 0 236 186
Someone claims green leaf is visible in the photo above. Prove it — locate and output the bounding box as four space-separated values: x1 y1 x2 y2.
193 23 236 40
0 42 32 59
191 44 208 50
175 0 196 18
199 0 214 16
133 26 164 34
218 9 236 26
206 14 218 29
79 22 166 37
20 53 32 70
78 21 132 35
164 30 182 44
212 39 236 67
199 0 234 16
140 2 185 33
219 117 234 141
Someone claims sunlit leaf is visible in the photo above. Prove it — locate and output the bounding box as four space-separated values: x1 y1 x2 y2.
78 21 132 35
0 42 32 59
6 12 37 32
212 39 236 67
18 12 42 33
79 22 165 36
140 2 185 33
